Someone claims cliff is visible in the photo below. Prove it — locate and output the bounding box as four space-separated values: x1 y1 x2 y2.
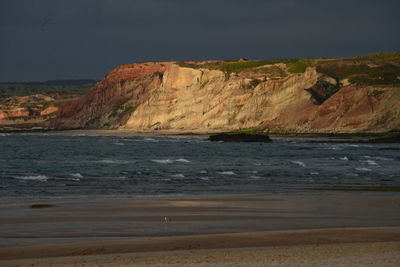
0 94 80 131
52 53 400 133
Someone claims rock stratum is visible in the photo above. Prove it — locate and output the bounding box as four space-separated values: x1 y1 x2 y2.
3 53 400 133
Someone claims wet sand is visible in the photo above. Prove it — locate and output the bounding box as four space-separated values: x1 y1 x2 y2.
0 193 399 266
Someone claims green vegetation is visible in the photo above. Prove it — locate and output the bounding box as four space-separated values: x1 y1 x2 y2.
310 186 400 192
0 79 96 98
286 59 312 73
177 60 280 73
314 80 341 98
177 52 400 86
355 52 400 62
370 89 385 97
227 128 267 135
242 78 262 89
109 103 135 119
316 62 400 85
177 58 314 74
20 98 76 109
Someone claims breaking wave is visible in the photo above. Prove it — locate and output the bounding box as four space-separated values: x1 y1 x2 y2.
13 175 48 182
291 160 306 167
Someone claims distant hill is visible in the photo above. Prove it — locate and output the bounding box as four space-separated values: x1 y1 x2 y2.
0 79 97 98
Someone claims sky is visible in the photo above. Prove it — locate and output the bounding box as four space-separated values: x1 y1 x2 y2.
0 0 399 82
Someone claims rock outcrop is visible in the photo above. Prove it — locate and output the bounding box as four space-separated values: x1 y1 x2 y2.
0 94 79 131
50 53 400 133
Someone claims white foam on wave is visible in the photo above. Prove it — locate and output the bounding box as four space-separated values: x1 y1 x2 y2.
355 167 372 172
375 156 394 161
171 174 185 178
13 175 48 181
346 173 359 177
219 171 236 175
321 144 342 150
144 137 158 142
100 159 131 164
151 159 173 164
291 160 306 167
360 160 379 166
362 156 393 161
200 170 208 174
70 173 83 178
175 158 190 163
340 156 349 161
200 177 209 181
250 175 261 179
113 142 124 146
310 171 320 175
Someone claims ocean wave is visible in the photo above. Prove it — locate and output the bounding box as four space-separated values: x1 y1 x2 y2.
345 173 359 177
250 175 261 179
355 167 372 172
320 145 342 151
70 173 83 178
13 175 48 181
171 174 185 178
200 177 209 181
339 156 349 161
200 170 208 174
144 138 158 142
291 160 306 167
360 160 379 166
310 171 320 175
175 158 190 163
151 159 173 164
99 159 131 164
219 171 236 175
362 156 394 161
113 142 124 146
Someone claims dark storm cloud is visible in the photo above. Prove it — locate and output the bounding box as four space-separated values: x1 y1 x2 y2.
0 0 399 81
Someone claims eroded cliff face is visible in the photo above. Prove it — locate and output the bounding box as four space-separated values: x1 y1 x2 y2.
54 57 400 133
0 94 73 131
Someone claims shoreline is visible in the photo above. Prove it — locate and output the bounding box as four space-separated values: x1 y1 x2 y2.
2 128 400 143
1 227 399 259
1 193 399 265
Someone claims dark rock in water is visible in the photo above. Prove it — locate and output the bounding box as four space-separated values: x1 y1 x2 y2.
30 204 55 209
209 133 271 142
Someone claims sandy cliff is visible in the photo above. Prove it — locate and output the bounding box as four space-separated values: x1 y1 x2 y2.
54 54 400 133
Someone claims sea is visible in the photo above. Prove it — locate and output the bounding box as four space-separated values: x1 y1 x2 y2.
1 133 399 201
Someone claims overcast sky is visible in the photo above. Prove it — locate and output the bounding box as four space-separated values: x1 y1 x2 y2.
0 0 399 82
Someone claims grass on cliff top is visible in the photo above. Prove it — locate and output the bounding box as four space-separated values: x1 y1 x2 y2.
316 63 400 85
176 58 314 74
354 52 400 62
0 80 95 98
176 52 400 79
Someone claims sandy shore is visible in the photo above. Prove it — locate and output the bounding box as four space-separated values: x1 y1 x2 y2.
1 193 399 266
1 230 400 266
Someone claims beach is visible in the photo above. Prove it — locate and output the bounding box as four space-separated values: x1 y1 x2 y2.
1 193 399 266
